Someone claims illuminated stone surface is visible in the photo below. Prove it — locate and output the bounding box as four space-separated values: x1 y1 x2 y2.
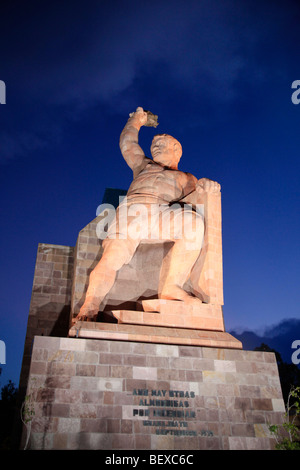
22 336 284 450
74 107 223 323
69 321 241 349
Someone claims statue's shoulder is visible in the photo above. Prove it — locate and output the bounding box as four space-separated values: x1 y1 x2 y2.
174 169 197 182
173 170 197 194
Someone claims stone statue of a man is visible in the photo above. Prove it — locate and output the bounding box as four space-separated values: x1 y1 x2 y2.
74 107 220 322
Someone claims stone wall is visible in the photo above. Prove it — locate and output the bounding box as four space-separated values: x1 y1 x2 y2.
23 336 285 450
19 244 74 395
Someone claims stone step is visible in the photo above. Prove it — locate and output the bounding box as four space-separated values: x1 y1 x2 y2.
69 321 242 349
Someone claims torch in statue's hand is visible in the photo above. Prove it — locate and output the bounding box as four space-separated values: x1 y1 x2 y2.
129 107 159 128
143 110 159 128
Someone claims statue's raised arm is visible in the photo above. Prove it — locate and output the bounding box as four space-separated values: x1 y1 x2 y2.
119 107 158 176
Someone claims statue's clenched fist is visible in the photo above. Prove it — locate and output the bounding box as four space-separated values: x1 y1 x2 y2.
129 107 148 127
196 178 221 194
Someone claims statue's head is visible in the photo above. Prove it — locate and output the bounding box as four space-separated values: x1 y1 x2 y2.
150 134 182 169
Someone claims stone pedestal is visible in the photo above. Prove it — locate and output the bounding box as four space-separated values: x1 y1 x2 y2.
22 336 285 450
69 321 242 349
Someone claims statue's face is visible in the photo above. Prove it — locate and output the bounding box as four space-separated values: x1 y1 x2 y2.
150 135 182 168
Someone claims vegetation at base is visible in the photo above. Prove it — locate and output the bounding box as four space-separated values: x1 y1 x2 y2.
269 386 300 450
0 368 18 450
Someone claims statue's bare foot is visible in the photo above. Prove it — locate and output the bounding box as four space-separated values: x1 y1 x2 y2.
72 302 99 325
160 285 202 305
182 295 203 307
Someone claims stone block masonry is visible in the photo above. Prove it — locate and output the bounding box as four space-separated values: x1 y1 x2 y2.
19 244 74 396
22 336 285 450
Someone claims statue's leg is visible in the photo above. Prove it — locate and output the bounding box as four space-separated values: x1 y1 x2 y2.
159 209 204 305
75 237 138 321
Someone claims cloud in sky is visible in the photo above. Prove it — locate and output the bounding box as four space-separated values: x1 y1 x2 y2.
0 130 48 162
6 1 264 105
230 318 300 364
1 0 299 161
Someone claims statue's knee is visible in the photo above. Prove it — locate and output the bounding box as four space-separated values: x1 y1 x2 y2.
101 238 136 269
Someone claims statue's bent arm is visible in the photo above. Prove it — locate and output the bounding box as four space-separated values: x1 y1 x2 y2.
119 109 149 175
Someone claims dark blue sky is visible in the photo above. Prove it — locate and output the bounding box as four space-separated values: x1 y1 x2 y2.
0 0 300 386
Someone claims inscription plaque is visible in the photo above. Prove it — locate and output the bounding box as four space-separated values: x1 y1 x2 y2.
132 388 214 437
